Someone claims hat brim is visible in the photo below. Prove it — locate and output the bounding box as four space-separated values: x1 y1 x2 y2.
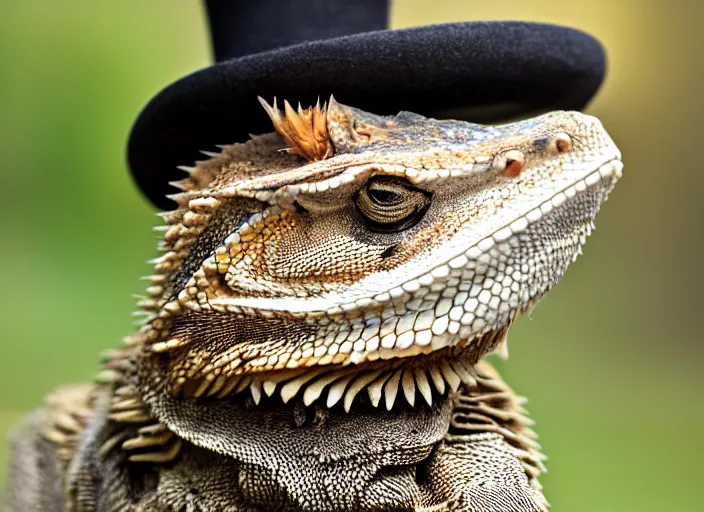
128 22 605 209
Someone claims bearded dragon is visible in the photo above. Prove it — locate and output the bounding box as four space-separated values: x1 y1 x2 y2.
3 97 622 511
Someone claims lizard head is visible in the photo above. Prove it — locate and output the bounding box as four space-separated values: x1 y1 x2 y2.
131 97 622 410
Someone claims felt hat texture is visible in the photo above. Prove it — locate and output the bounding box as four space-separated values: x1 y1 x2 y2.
128 0 606 209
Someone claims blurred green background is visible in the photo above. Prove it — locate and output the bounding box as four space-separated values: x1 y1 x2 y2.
1 1 702 510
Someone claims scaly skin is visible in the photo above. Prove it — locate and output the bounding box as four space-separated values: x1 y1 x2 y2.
4 98 621 511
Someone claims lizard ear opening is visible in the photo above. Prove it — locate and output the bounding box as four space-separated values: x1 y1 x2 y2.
258 96 333 161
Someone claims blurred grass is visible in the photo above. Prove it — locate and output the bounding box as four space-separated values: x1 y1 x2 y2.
1 1 702 511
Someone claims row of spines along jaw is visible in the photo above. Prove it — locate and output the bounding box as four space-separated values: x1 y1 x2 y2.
96 360 542 474
43 366 542 473
167 336 510 413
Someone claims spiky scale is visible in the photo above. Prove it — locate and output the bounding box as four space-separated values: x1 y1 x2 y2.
414 368 433 406
428 363 446 395
367 371 394 408
451 359 476 387
216 376 242 399
439 361 461 392
128 439 183 463
326 374 355 408
250 379 262 405
280 368 329 404
343 369 383 412
302 369 351 406
384 369 403 411
401 369 416 407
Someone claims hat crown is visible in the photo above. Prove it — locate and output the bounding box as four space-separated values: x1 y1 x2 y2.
205 0 388 61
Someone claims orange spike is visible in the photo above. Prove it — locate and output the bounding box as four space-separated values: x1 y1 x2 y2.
258 96 333 161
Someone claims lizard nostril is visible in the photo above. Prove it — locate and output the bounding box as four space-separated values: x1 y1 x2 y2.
501 150 525 177
548 133 573 155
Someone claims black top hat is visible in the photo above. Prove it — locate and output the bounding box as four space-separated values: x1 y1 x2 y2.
128 0 606 210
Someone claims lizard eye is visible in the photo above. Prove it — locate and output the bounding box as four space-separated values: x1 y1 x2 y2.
356 176 431 233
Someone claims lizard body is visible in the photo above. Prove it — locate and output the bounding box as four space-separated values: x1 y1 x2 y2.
4 98 621 511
